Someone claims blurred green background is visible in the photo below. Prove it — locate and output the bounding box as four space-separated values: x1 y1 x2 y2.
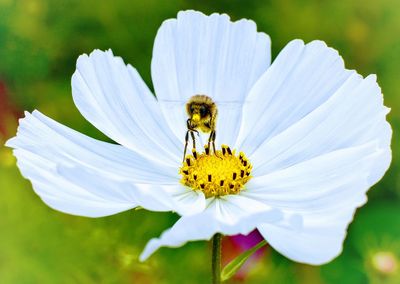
0 0 399 283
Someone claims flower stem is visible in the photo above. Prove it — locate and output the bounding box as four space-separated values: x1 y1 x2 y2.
212 233 222 284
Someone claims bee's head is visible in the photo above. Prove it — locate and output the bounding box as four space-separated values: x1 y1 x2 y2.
187 103 210 123
186 95 216 124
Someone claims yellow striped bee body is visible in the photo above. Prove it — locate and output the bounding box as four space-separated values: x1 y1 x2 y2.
183 95 218 160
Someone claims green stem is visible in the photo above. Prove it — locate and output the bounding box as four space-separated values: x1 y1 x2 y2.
212 233 222 284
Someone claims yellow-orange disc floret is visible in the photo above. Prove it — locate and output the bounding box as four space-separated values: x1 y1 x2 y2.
179 144 252 198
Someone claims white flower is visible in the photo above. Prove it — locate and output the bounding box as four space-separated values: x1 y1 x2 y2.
6 10 391 265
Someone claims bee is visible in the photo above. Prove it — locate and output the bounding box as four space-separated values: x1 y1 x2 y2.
183 95 218 161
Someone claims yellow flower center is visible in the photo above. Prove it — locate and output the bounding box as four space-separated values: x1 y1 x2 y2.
179 145 252 198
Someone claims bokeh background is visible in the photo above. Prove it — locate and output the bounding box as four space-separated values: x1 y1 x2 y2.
1 0 399 283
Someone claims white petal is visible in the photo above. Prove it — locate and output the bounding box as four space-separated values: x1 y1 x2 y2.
139 195 282 261
7 112 206 217
243 142 391 264
251 73 391 176
258 222 347 266
152 10 271 145
7 111 177 183
11 149 136 217
163 187 207 216
57 165 206 216
236 40 353 153
234 39 391 264
216 103 247 147
72 49 181 165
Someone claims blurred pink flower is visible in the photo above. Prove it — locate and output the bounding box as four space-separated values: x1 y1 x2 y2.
0 81 21 140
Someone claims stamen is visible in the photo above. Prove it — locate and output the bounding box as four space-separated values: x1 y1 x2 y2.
179 144 252 198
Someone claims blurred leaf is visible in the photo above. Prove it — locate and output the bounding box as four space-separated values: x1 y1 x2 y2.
221 240 266 281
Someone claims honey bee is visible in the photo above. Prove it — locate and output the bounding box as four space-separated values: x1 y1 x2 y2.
183 95 218 161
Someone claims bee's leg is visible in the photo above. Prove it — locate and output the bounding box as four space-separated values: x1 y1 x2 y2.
209 130 220 158
187 118 199 151
190 130 197 152
207 132 212 152
211 130 217 154
183 130 190 162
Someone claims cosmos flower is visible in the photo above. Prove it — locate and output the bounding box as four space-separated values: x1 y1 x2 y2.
6 10 391 265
